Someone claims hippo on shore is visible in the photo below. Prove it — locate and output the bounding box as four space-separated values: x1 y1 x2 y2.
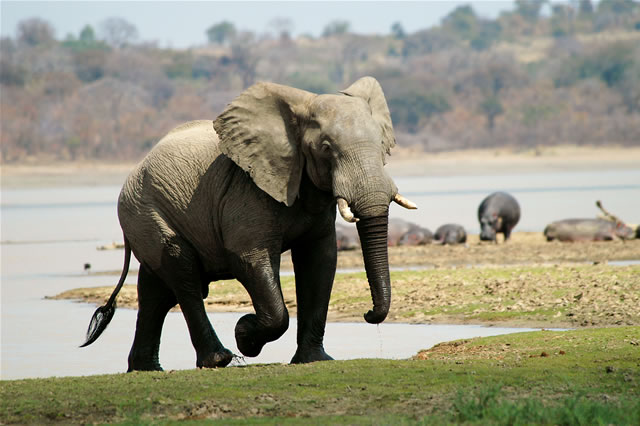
433 224 467 245
478 192 521 242
544 218 635 242
335 223 360 251
388 218 433 246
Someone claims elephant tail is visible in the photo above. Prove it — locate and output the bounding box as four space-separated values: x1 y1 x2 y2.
80 238 132 347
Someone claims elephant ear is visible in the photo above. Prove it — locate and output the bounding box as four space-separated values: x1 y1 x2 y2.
340 76 396 156
214 82 314 206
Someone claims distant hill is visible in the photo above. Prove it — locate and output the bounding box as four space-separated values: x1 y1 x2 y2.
2 1 639 163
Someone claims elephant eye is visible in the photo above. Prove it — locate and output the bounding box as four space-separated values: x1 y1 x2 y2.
321 140 332 153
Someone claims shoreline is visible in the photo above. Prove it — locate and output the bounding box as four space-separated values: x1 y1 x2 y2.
384 145 640 176
2 145 639 188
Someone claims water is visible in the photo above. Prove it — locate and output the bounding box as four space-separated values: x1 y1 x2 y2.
389 169 640 232
3 168 637 380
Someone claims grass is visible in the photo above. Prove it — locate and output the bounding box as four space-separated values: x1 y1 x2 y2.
2 327 639 424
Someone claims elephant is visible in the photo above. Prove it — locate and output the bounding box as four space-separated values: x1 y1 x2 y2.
81 77 417 371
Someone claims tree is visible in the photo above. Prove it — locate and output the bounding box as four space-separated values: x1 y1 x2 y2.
515 0 545 23
17 18 55 46
99 17 139 48
578 0 594 15
268 17 294 41
442 5 478 40
80 25 96 43
322 20 350 37
391 22 406 39
230 32 258 88
206 21 236 45
470 20 502 51
401 28 456 57
388 92 450 133
73 48 108 82
597 0 638 15
551 4 573 38
479 95 503 130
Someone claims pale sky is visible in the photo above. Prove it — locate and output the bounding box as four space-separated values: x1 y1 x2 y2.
1 1 516 48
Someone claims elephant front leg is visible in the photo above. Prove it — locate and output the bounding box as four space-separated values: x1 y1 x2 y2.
228 248 290 358
290 232 337 363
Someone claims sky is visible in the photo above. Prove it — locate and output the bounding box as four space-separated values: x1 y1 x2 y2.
1 1 516 48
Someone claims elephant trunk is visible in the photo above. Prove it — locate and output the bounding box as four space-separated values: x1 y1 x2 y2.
356 212 391 324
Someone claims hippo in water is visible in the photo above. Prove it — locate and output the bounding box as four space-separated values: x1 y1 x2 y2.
544 218 635 242
433 224 467 245
388 218 433 246
478 192 521 242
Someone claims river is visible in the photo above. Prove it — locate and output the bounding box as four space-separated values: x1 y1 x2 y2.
2 168 638 380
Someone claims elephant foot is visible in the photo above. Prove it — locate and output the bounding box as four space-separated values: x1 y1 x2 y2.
235 314 267 357
127 360 163 372
197 348 234 369
290 346 334 364
128 351 163 372
234 312 289 357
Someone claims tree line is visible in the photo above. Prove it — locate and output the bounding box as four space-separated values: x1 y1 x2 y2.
1 0 639 163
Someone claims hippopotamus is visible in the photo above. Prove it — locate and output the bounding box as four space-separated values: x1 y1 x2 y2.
388 218 433 246
335 223 360 251
478 192 521 242
433 224 467 245
544 218 635 242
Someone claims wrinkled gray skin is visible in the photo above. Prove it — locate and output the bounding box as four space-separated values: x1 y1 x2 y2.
544 218 635 242
478 192 521 242
391 218 433 246
335 223 360 251
82 77 409 372
433 224 467 245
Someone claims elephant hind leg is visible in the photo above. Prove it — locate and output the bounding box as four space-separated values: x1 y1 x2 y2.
158 238 233 369
128 263 177 372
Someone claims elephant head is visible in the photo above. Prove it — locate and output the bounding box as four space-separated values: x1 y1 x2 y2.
214 76 416 324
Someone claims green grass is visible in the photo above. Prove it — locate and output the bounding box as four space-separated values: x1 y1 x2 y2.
2 327 638 424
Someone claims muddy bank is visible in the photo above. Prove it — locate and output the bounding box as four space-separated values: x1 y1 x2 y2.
53 233 640 329
305 232 640 270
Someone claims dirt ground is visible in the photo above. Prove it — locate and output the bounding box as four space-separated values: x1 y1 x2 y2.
296 232 640 270
54 233 640 329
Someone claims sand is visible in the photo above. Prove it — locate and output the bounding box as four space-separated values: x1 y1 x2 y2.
3 145 640 188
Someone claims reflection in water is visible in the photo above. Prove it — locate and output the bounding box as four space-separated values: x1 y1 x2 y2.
2 169 636 380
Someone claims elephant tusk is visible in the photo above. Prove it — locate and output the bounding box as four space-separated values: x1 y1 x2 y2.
337 198 359 223
393 193 418 210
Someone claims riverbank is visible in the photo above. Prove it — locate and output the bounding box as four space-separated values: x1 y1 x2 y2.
54 234 640 329
2 145 640 188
